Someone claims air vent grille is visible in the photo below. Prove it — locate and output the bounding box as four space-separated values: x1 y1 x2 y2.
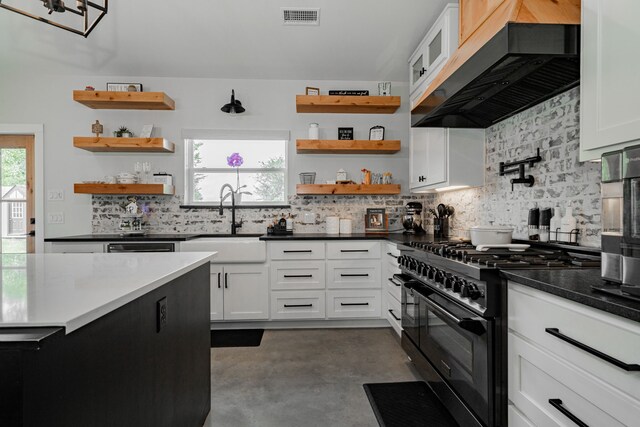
282 8 320 25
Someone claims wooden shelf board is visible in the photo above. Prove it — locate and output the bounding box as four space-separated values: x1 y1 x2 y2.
74 137 175 153
73 90 175 110
296 95 401 114
74 183 175 195
296 139 400 154
296 184 401 195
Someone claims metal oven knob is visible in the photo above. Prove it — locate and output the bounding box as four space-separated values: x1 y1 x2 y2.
453 278 465 293
434 270 445 284
443 274 455 289
461 283 482 300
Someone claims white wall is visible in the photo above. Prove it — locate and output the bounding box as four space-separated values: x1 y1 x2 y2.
0 74 410 238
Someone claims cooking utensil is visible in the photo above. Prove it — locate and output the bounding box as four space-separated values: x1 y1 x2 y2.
437 204 446 218
428 208 438 218
445 205 455 218
470 226 514 246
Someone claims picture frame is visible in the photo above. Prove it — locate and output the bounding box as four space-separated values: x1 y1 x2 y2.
365 208 388 233
107 83 143 92
140 124 154 138
338 127 354 140
305 86 320 96
369 126 385 141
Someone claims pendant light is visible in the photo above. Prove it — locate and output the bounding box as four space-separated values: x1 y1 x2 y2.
221 90 245 114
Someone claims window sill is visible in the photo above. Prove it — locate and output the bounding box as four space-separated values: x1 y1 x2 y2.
179 204 291 210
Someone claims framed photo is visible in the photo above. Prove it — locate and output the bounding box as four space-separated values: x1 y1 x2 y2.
338 127 354 140
140 124 154 138
369 126 385 141
365 208 388 233
107 83 143 92
305 86 320 96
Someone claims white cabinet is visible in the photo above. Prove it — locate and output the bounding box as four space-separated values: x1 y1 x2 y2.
580 0 640 161
326 241 381 260
210 263 269 321
269 241 325 260
508 282 640 426
410 128 485 192
270 290 325 320
46 242 105 253
409 3 459 109
326 290 382 319
326 260 381 290
270 261 325 290
383 243 402 336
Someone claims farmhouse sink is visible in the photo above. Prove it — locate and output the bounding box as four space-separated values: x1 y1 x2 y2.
181 236 266 263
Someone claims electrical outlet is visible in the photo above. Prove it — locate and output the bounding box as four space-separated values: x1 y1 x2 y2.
47 190 64 201
47 212 64 224
157 297 168 332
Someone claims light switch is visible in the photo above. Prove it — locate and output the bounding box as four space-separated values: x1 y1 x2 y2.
47 212 64 224
47 190 64 201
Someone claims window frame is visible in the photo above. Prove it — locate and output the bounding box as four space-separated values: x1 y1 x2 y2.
183 129 290 206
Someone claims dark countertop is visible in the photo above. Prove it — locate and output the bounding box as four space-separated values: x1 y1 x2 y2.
45 234 205 242
502 270 640 323
259 233 457 245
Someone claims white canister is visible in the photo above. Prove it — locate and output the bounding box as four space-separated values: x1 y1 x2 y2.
339 219 352 234
309 123 319 140
326 216 340 235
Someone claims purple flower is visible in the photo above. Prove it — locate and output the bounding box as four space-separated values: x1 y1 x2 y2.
227 152 244 168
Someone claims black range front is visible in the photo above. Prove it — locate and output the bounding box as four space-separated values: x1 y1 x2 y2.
396 245 506 427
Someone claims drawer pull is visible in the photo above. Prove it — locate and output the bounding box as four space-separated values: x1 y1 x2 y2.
217 272 221 289
388 309 401 321
548 399 589 427
284 304 313 308
340 249 369 253
545 328 640 372
224 272 228 289
386 252 399 259
284 274 313 278
341 273 369 277
388 278 401 287
340 302 369 306
283 250 313 253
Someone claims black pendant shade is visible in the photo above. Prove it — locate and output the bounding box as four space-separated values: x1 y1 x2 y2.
221 90 245 114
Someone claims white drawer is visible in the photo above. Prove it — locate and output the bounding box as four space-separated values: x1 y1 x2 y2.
508 282 640 401
327 260 381 289
326 241 381 260
385 242 401 257
48 242 105 253
270 291 325 320
507 405 535 427
509 332 638 427
269 242 325 260
385 293 402 336
270 261 325 290
385 275 402 302
327 290 381 319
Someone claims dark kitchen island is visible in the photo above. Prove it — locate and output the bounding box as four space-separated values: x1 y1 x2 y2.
0 252 215 427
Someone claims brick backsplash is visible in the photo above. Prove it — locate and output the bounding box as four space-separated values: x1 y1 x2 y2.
92 88 601 247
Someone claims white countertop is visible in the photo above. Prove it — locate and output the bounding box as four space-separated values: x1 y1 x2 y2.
0 252 216 334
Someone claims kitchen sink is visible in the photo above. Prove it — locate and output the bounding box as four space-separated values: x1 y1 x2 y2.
181 236 266 263
195 233 264 238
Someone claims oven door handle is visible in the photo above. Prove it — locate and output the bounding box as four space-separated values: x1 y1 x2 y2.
422 297 486 336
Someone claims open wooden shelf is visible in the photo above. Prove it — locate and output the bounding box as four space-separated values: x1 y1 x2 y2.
296 184 401 195
74 137 175 153
74 183 175 195
296 95 401 114
296 139 400 154
73 90 175 110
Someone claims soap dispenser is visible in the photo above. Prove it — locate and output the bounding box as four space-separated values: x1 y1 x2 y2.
550 206 562 242
560 207 577 243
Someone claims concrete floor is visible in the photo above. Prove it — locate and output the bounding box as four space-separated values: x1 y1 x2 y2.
203 328 421 427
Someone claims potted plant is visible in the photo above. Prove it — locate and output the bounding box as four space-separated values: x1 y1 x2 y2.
114 126 133 138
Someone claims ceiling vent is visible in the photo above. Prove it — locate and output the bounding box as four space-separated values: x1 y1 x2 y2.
281 7 320 26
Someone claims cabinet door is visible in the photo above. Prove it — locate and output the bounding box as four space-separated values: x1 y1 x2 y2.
410 128 429 190
426 128 447 186
222 264 269 320
209 264 224 321
581 0 640 157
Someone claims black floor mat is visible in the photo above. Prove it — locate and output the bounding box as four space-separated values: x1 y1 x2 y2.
211 329 264 348
363 381 459 427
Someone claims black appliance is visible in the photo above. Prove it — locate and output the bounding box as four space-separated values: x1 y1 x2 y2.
621 145 640 297
411 23 580 128
402 202 426 234
396 240 600 427
106 242 176 253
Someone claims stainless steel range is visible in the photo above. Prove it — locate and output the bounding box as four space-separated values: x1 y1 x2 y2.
395 240 600 427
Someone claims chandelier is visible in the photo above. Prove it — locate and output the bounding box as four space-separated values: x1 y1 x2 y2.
0 0 108 37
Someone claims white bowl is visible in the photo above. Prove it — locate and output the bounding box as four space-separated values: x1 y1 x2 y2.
470 226 514 246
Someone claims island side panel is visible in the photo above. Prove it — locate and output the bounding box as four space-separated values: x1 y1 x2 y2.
21 263 211 427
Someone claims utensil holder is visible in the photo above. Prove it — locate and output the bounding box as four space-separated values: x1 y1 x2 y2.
434 218 449 239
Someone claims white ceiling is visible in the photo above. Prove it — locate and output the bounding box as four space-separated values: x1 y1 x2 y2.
0 0 453 81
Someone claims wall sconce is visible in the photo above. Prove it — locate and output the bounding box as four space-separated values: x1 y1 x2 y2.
221 90 245 115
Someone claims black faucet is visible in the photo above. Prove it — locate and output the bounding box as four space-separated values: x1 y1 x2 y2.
219 184 243 234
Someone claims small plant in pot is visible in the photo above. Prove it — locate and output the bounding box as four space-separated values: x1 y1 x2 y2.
114 126 134 138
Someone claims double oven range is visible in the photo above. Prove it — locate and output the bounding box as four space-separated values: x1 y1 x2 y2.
394 241 600 427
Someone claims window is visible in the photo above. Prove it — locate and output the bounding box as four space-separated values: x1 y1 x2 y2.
11 202 24 219
184 130 289 205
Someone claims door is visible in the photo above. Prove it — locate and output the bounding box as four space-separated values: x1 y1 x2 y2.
210 264 224 321
426 129 447 186
222 264 269 320
0 136 34 254
410 128 429 190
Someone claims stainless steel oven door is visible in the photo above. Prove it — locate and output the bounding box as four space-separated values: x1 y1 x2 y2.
399 277 423 348
418 291 492 426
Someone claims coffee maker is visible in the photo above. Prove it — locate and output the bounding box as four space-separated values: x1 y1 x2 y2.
621 145 640 296
402 202 426 234
600 150 624 283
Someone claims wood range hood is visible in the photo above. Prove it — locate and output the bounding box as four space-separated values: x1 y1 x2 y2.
411 0 581 128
